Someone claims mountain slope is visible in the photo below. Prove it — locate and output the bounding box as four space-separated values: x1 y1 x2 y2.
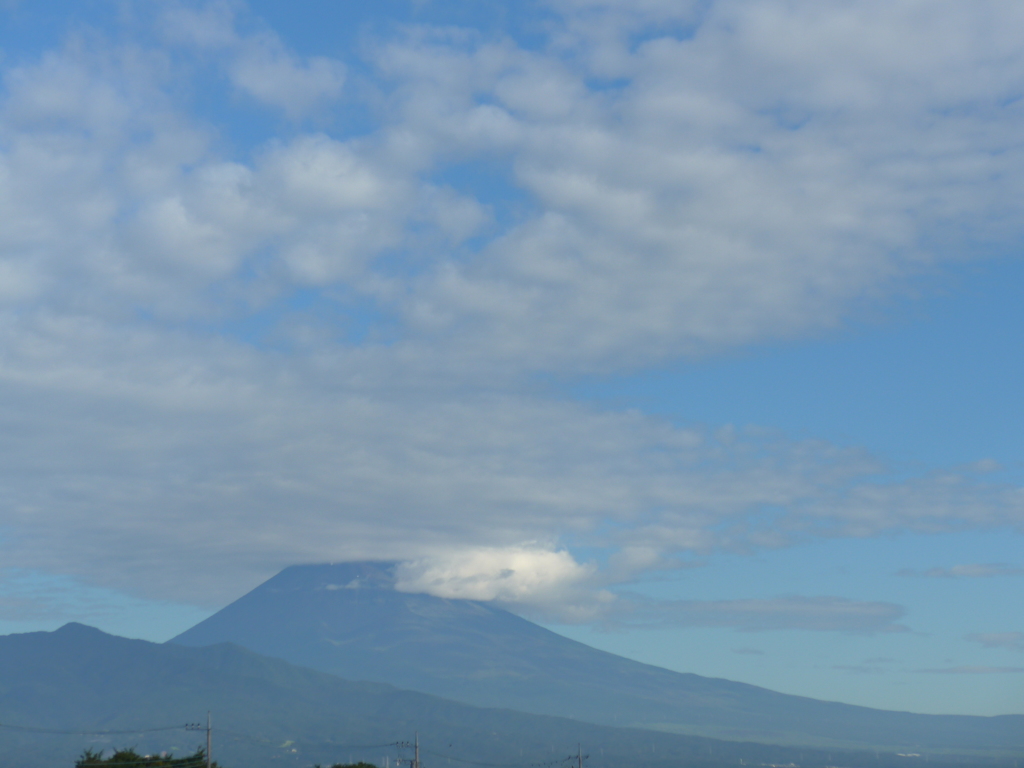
0 623 914 768
172 562 1024 754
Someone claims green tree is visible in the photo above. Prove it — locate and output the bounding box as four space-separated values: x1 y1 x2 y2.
76 747 221 767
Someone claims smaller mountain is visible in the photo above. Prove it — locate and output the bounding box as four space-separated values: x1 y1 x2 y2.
0 623 927 768
172 562 1024 754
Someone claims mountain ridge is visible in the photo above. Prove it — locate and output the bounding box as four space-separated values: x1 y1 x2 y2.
170 562 1024 753
1 622 946 768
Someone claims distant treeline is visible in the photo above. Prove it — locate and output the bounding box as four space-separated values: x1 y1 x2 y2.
75 747 218 767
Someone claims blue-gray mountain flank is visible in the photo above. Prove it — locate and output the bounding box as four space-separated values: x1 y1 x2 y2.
171 562 1024 753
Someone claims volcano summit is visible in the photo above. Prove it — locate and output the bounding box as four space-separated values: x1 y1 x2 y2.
171 562 1024 753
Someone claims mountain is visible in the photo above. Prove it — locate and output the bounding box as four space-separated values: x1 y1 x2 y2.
172 562 1024 755
0 623 922 768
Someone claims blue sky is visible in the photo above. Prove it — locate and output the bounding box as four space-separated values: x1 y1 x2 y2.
1 0 1022 717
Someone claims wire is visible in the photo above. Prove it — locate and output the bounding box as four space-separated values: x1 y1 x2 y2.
420 747 578 768
210 727 273 745
6 719 585 768
0 722 193 736
215 727 400 750
319 741 402 750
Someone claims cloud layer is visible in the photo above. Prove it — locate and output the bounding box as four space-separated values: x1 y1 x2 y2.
612 595 908 633
967 633 1024 652
1 0 1024 618
899 564 1024 578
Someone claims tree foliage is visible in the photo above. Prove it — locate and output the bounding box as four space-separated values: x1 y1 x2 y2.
76 747 220 767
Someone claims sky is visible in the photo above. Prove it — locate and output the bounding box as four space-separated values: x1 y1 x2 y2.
0 0 1023 717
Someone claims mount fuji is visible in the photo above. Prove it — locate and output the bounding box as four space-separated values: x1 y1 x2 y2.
171 562 1024 753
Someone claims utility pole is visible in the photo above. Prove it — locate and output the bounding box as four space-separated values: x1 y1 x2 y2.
397 732 420 768
577 743 582 768
206 711 212 768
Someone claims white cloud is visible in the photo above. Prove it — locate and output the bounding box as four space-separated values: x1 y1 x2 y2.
160 1 238 49
966 633 1024 652
229 35 345 118
0 36 483 319
0 320 1016 611
161 1 345 117
733 647 764 655
379 1 1024 370
393 552 904 631
899 564 1024 578
394 546 611 621
614 595 908 633
11 0 1024 362
1 0 1024 621
917 666 1024 675
0 568 182 625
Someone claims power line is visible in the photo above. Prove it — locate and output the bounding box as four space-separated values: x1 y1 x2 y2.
215 727 400 750
420 746 577 768
0 722 193 736
334 742 404 749
5 718 589 768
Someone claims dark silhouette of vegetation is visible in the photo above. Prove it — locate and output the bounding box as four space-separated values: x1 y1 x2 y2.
76 747 219 767
312 762 378 768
